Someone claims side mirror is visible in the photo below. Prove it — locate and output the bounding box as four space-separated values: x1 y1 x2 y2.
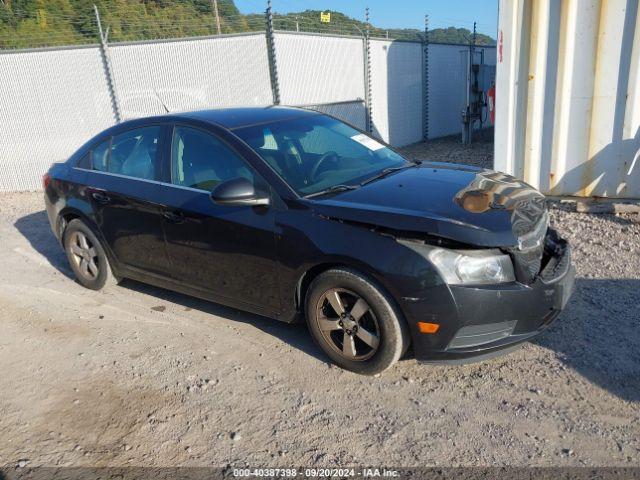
210 177 270 207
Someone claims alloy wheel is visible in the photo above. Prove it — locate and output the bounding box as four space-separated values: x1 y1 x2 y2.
314 288 380 361
68 231 99 280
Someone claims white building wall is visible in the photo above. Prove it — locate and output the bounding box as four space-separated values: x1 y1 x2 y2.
428 44 496 140
428 44 465 140
369 40 423 147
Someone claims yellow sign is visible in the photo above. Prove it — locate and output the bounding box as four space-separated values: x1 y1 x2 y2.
320 11 331 23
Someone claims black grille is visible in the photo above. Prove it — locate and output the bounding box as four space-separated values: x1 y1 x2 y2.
539 229 570 282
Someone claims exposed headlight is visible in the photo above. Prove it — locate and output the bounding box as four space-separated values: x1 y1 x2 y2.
518 210 549 251
401 241 516 285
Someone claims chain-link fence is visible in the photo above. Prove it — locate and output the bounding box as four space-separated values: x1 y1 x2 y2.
0 3 495 191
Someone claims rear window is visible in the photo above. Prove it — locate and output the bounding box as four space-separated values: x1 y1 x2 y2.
76 152 91 169
92 138 111 172
83 126 161 181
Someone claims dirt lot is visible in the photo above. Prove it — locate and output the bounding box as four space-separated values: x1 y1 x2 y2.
0 138 639 469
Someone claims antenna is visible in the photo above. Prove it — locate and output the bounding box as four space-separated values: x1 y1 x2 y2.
154 89 170 114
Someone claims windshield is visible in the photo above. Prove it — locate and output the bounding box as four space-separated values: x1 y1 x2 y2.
234 115 409 196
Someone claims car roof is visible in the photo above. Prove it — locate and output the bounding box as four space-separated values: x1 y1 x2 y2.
74 107 324 159
106 107 320 134
178 106 320 129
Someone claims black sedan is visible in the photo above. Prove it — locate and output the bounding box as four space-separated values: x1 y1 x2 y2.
44 107 575 374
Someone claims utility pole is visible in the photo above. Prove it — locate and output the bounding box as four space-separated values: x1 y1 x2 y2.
295 15 299 32
212 0 222 35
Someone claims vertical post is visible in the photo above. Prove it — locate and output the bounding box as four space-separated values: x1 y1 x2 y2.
265 0 280 105
212 0 222 35
94 4 121 123
364 6 373 134
463 21 478 145
422 14 429 140
295 15 299 32
471 21 478 141
472 21 477 47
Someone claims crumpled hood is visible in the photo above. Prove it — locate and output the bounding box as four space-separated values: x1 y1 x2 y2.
308 162 547 247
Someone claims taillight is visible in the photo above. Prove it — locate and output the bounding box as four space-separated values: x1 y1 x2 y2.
42 173 51 190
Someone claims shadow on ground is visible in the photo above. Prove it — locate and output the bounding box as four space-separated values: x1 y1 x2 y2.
534 278 640 402
13 210 328 365
118 277 328 365
14 210 73 277
13 210 640 400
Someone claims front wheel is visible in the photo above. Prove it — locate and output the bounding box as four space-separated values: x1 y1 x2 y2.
305 268 410 375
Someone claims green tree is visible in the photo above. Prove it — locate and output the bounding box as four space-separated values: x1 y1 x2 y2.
0 1 495 49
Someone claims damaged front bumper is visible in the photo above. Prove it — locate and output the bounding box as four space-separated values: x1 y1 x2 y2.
404 230 575 363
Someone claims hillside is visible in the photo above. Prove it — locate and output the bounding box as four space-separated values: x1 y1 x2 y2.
0 0 495 49
263 10 495 44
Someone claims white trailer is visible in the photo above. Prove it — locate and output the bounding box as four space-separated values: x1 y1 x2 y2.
495 0 640 198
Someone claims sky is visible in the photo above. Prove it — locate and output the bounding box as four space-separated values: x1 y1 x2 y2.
233 0 499 37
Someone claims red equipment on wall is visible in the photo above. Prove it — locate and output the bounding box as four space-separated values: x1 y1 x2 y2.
487 82 496 125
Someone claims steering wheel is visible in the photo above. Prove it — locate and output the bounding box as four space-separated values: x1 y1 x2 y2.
309 151 339 182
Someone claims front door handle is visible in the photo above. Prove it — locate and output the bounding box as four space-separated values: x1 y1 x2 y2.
162 210 185 223
92 192 111 204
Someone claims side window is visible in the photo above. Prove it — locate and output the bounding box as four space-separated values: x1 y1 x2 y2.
76 152 92 169
171 126 253 191
92 139 111 172
108 126 161 180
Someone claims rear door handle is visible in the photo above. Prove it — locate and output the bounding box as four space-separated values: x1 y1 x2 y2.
92 192 111 204
162 210 185 223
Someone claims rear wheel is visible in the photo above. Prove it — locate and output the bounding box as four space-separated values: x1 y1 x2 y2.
305 268 410 375
63 219 116 290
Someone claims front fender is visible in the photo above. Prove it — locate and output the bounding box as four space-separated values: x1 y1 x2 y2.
276 210 446 325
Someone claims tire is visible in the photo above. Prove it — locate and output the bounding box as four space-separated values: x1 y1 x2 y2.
305 268 410 375
63 218 117 291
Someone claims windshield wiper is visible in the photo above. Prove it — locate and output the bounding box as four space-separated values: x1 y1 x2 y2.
360 161 421 186
305 184 359 199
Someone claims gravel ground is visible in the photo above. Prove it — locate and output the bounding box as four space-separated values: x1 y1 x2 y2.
0 138 638 470
401 133 495 169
